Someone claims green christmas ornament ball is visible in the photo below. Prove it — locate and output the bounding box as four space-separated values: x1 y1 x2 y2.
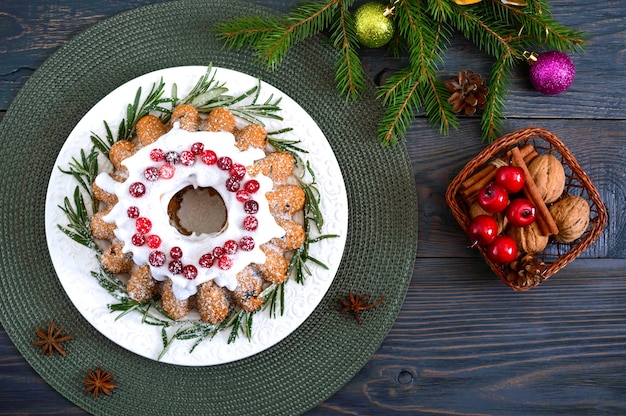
354 2 395 48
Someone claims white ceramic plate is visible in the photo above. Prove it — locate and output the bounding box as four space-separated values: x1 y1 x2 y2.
45 66 348 366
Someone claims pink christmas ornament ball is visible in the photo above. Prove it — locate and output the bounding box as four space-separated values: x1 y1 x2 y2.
528 51 576 95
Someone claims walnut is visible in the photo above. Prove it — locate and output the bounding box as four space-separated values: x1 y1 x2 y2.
507 221 549 253
527 154 566 204
549 195 590 242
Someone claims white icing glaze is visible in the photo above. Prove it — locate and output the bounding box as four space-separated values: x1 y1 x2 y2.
95 125 285 300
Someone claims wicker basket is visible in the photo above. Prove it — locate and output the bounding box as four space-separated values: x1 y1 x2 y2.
446 127 607 290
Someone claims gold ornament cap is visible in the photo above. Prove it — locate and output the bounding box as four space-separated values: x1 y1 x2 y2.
523 51 539 65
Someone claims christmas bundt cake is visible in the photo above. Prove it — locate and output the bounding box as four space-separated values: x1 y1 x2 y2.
90 104 306 324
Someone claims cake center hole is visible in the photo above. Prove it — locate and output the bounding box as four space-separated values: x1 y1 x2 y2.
168 186 227 236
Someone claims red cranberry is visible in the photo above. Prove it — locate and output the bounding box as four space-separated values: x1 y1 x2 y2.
190 142 204 155
149 251 166 267
218 255 232 270
217 156 232 170
159 164 175 179
135 217 152 234
131 233 145 246
239 236 255 251
170 246 183 259
212 246 226 258
129 182 146 197
224 240 238 254
229 163 246 179
168 260 183 274
244 180 260 194
146 234 161 249
243 216 258 231
225 177 240 192
127 206 140 219
144 167 160 181
243 200 259 214
150 148 164 162
201 150 217 165
180 150 195 166
183 265 198 280
236 190 251 202
199 253 215 268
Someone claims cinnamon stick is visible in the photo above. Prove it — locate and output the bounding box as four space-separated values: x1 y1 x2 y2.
462 144 539 202
510 147 559 236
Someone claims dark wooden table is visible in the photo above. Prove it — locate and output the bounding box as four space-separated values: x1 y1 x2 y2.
1 1 625 414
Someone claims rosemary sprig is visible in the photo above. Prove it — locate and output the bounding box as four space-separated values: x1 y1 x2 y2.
173 63 229 110
222 309 255 343
299 161 324 232
90 78 173 157
195 80 284 126
175 65 285 126
289 233 337 284
267 130 308 166
91 268 127 298
261 283 284 318
159 321 219 360
57 187 98 252
58 147 99 209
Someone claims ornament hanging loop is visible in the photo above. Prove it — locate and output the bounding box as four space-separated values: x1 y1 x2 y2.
384 0 399 17
523 51 538 64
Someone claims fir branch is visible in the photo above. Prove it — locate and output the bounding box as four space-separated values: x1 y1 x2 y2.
330 0 365 100
218 0 348 70
217 15 285 54
450 3 520 58
256 0 345 69
376 68 422 146
481 52 514 142
420 73 458 135
216 0 586 143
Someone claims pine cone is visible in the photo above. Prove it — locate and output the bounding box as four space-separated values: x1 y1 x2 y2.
445 70 489 116
507 253 548 289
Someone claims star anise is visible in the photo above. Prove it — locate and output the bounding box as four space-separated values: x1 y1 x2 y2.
84 367 116 398
32 320 73 356
339 292 386 325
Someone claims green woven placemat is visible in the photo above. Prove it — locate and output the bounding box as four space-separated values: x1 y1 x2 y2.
0 0 417 414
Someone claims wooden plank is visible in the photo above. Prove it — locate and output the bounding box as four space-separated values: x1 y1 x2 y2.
315 257 626 415
1 1 626 117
